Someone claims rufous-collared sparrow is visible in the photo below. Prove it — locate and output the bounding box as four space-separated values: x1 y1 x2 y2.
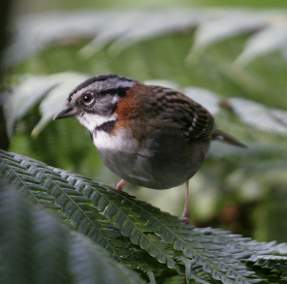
54 74 246 223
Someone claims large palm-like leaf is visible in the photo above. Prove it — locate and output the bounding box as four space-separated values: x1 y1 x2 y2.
4 9 287 67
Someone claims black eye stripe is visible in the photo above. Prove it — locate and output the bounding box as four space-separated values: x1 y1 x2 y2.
99 87 130 96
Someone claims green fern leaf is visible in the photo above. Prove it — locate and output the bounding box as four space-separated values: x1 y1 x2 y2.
0 150 176 280
1 150 287 284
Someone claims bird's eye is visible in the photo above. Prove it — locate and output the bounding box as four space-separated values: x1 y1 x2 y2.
82 92 95 106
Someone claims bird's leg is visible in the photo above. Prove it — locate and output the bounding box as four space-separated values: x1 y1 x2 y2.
115 179 128 192
182 180 190 224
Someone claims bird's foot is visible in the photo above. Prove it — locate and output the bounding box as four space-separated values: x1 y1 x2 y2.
182 181 190 224
115 179 128 192
182 210 190 224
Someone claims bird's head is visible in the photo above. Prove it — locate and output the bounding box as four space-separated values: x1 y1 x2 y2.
54 74 136 133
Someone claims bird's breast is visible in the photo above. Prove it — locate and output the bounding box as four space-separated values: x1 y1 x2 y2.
92 127 139 153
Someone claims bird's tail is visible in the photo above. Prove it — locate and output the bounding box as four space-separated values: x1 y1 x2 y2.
212 129 247 148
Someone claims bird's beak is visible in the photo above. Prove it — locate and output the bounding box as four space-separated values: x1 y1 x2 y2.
53 106 79 120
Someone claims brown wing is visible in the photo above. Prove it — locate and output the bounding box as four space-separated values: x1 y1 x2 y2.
133 84 215 142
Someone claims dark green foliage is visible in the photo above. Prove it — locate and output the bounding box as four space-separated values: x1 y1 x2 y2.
1 150 287 283
0 182 146 284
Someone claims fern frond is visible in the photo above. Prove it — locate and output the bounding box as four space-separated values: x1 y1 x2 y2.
0 150 175 280
1 150 287 283
0 150 240 282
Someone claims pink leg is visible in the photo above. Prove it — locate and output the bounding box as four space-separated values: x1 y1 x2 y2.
115 179 128 192
182 180 190 224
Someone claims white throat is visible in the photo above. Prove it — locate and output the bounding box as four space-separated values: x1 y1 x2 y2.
77 112 117 133
77 112 139 152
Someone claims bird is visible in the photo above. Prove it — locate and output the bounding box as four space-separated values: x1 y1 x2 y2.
54 74 246 223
